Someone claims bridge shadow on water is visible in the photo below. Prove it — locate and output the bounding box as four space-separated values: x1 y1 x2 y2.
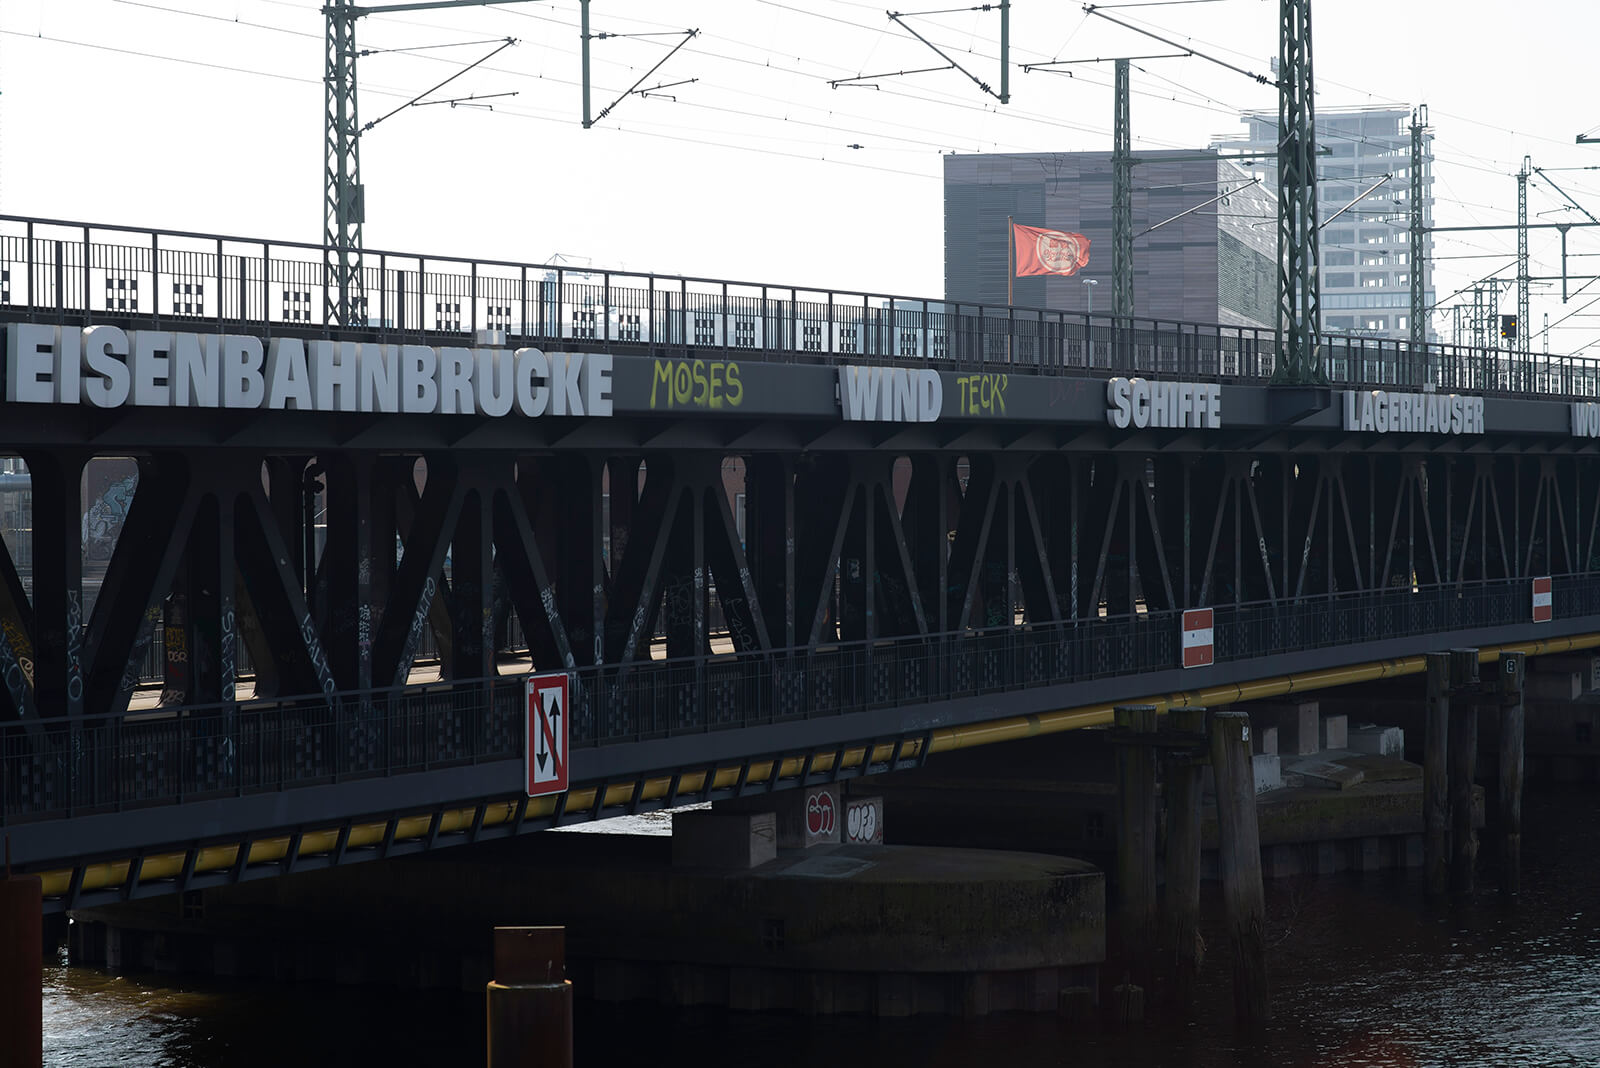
41 789 1600 1068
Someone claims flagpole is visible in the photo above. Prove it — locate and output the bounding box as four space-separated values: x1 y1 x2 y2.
1006 215 1015 307
1006 216 1015 362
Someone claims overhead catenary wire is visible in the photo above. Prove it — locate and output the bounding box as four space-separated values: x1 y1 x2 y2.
17 0 1600 353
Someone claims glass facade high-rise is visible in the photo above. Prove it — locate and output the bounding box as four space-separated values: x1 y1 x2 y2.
1214 105 1435 341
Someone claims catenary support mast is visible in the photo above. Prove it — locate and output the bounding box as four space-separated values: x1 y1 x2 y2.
1276 0 1321 383
1112 58 1133 320
1409 106 1428 348
325 0 532 326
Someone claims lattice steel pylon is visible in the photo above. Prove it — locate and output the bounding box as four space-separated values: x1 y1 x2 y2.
1275 0 1322 383
323 0 532 327
1112 58 1133 320
325 1 364 328
1518 156 1531 355
1409 106 1428 349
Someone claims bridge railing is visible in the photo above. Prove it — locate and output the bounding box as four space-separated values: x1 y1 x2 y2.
0 678 527 824
574 575 1582 746
4 214 1600 399
8 572 1596 824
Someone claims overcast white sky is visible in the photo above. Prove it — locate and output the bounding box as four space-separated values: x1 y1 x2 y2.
3 0 1598 352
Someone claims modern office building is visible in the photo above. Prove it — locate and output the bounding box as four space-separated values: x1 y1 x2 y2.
943 149 1278 330
1213 104 1435 340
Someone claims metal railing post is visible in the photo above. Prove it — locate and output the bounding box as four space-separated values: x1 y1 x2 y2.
82 227 92 325
214 237 224 327
260 242 271 338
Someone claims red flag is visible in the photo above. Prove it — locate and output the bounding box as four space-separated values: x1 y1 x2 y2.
1012 223 1091 277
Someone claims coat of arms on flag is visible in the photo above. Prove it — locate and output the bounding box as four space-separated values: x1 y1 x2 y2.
1011 222 1092 277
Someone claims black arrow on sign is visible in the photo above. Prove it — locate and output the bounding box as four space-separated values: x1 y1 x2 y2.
547 691 561 758
535 692 550 773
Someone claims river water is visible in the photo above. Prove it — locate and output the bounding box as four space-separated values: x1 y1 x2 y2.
42 789 1600 1067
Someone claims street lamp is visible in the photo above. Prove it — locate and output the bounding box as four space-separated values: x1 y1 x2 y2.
1082 277 1099 316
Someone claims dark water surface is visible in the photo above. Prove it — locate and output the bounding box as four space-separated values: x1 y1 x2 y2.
43 790 1600 1067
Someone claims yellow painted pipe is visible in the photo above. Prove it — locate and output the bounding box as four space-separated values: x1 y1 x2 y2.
38 629 1600 900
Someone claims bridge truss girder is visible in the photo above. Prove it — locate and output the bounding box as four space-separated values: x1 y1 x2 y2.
0 444 1591 731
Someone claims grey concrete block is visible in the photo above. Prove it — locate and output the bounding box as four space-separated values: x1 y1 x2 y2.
1284 760 1364 790
1529 672 1583 702
1320 714 1348 751
672 810 778 869
1255 701 1319 755
1535 654 1600 690
1348 724 1404 757
844 796 884 844
718 784 841 848
1252 753 1281 794
1252 725 1279 757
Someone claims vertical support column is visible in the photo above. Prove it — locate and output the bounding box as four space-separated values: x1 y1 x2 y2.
1113 704 1157 1002
1209 709 1270 1025
1497 650 1526 900
185 494 236 706
26 451 86 722
264 457 308 595
485 926 572 1068
590 460 607 667
322 455 376 691
0 850 41 1068
1162 706 1206 1011
1449 647 1480 897
449 485 495 682
1423 650 1451 899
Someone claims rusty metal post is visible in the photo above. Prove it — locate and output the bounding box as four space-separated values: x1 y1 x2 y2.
486 926 572 1068
1 839 43 1068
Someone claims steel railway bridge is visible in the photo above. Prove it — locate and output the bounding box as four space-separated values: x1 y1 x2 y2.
5 214 1600 911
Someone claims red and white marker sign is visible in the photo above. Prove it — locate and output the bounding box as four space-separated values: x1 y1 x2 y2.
1181 608 1214 669
526 671 570 797
1532 576 1553 624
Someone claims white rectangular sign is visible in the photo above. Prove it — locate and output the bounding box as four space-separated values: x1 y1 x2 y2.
526 671 570 797
1532 576 1552 623
1181 608 1214 669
